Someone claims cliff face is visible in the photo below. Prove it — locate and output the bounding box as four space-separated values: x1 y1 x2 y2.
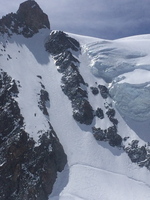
0 71 67 200
17 0 50 31
0 1 67 200
0 0 50 37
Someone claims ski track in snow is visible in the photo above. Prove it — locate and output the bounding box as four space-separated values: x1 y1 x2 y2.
70 163 150 189
59 193 85 200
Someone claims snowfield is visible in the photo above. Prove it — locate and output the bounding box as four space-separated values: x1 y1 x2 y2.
1 30 150 200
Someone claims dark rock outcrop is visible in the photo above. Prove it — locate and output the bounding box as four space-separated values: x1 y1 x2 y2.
45 31 94 125
98 84 109 99
95 108 104 119
55 51 79 73
90 86 99 95
0 70 67 200
0 0 50 37
0 129 67 200
123 139 150 170
106 108 115 118
72 98 94 125
93 126 122 147
106 108 118 125
0 71 23 144
38 88 50 116
45 31 80 55
125 140 148 165
61 64 86 100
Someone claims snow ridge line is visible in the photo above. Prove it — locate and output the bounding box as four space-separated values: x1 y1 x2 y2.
70 163 150 188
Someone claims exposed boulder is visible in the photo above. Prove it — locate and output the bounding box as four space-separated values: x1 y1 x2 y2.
95 108 104 119
107 126 122 147
38 89 50 116
98 84 109 99
90 86 99 95
106 108 118 125
106 108 115 118
125 140 147 163
72 98 94 125
93 127 106 141
93 126 122 147
109 117 118 125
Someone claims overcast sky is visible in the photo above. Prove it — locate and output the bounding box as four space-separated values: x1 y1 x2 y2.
0 0 150 39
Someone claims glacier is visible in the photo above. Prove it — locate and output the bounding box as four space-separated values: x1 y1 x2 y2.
83 34 150 145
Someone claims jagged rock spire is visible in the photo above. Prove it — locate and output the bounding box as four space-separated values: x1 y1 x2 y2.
17 0 50 30
0 0 50 37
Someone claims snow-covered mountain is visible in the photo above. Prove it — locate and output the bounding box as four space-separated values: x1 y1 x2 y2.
0 1 150 200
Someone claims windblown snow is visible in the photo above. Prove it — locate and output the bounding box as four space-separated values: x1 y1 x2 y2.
1 30 150 200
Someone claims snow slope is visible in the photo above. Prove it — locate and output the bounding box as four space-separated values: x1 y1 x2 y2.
1 30 150 200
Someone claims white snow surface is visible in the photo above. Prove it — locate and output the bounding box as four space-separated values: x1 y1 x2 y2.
1 30 150 199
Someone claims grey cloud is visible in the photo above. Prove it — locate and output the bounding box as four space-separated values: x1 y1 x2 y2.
1 0 150 39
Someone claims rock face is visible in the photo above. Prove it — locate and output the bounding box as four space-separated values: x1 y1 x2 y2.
0 2 67 200
0 71 67 200
125 140 150 170
45 31 94 125
95 108 104 119
0 0 50 37
90 86 99 95
45 31 79 56
98 85 109 99
93 126 122 147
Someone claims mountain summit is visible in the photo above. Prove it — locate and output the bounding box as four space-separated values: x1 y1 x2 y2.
0 0 50 37
17 0 50 31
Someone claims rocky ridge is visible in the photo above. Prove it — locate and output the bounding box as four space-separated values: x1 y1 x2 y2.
45 31 94 125
0 2 67 200
45 31 122 146
45 30 150 171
